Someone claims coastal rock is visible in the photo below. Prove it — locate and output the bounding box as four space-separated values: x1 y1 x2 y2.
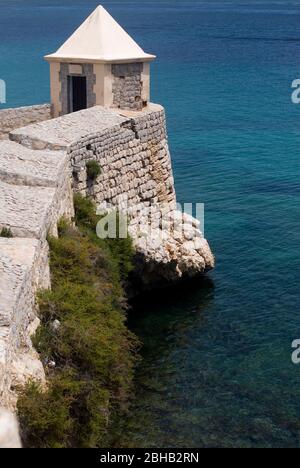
130 209 214 286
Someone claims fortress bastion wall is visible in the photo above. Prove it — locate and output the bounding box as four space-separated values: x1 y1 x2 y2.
0 104 214 418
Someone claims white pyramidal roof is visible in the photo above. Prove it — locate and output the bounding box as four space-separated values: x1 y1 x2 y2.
45 5 155 63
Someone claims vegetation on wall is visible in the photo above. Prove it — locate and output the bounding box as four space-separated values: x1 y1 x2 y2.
86 160 102 181
17 195 138 448
74 194 134 282
0 227 13 238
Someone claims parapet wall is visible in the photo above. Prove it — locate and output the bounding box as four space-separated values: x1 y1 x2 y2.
70 106 175 211
0 238 50 409
0 104 51 141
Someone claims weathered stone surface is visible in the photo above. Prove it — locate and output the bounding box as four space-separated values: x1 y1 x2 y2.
0 140 68 187
0 126 74 412
0 104 51 141
10 106 127 150
0 409 21 448
0 180 57 238
112 63 144 110
0 239 49 409
0 140 74 238
130 211 214 287
68 105 173 207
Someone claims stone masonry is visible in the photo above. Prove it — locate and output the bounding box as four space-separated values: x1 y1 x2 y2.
0 238 49 409
112 63 144 111
0 104 51 141
0 137 74 410
0 141 74 239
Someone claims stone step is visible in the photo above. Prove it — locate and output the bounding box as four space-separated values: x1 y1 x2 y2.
0 104 51 142
0 140 68 187
10 106 127 150
0 180 56 239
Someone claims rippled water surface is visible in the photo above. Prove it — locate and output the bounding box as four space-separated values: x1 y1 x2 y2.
1 0 300 448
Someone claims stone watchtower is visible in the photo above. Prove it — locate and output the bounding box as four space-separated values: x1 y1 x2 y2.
45 5 156 118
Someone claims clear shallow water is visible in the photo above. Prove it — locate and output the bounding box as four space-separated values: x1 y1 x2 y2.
1 0 300 448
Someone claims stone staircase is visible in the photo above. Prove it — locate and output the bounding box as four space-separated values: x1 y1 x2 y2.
0 134 73 410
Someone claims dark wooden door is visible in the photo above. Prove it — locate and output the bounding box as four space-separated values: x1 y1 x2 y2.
70 76 87 112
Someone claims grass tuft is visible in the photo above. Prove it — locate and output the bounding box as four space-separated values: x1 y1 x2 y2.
86 160 102 181
0 227 13 238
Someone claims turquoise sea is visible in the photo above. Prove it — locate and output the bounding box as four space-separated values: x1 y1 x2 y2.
1 0 300 448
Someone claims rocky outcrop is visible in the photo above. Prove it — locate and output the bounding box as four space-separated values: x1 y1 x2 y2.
129 210 213 287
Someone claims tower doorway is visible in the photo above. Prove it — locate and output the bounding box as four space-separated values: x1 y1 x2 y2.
68 76 87 113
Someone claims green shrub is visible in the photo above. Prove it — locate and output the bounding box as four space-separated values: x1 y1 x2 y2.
105 211 134 281
73 193 100 231
0 227 13 238
86 160 101 181
74 194 134 282
17 372 81 449
57 217 70 237
17 197 138 448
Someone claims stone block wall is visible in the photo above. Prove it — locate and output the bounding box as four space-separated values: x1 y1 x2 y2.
112 63 144 111
0 104 51 141
0 141 74 239
0 238 49 410
70 106 176 211
10 104 176 213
